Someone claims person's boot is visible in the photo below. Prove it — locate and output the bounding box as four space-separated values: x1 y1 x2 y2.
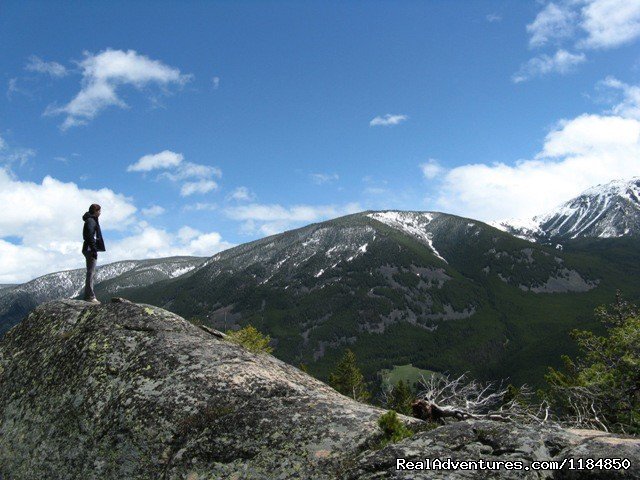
87 298 101 304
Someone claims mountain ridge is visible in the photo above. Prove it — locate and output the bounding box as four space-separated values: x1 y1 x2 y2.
497 177 640 242
2 180 640 388
111 210 625 386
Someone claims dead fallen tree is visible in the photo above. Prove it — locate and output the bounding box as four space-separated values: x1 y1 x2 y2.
412 373 552 425
546 384 611 432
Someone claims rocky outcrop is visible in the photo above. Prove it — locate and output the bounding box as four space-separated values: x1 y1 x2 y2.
348 420 640 479
0 300 638 479
0 299 391 479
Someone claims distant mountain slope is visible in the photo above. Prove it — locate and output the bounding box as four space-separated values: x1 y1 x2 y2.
498 177 640 242
0 256 207 336
4 198 639 388
114 210 636 387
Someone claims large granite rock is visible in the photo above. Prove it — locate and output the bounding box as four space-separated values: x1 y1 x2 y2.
0 299 391 479
0 299 638 479
347 420 640 479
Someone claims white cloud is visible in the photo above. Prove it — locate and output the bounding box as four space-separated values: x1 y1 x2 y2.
226 202 362 236
512 49 586 83
0 169 233 282
0 239 58 284
540 114 640 157
128 150 222 197
0 168 135 282
578 0 640 49
6 78 18 99
226 186 255 202
44 49 191 129
525 0 640 52
159 162 222 182
486 13 502 23
431 81 640 222
361 176 389 196
0 168 136 240
519 1 640 82
0 136 36 168
369 114 408 127
363 187 388 195
6 78 28 100
180 180 219 196
310 173 339 185
212 76 220 89
25 55 68 77
6 148 36 167
141 205 165 217
127 150 184 172
100 224 234 263
183 202 217 211
600 76 640 119
527 2 577 48
420 159 444 179
177 226 200 242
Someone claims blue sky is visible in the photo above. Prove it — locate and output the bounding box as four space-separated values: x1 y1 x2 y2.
1 0 640 282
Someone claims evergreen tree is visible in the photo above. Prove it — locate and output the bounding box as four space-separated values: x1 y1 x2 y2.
225 325 273 354
377 410 412 447
386 380 415 415
329 349 370 402
546 292 640 433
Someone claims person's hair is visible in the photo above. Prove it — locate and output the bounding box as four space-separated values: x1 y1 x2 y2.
89 203 101 214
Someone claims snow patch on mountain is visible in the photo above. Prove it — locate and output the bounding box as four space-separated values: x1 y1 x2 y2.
201 224 377 284
367 211 448 263
491 216 543 242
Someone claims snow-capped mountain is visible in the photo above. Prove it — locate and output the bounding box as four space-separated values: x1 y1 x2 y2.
111 210 614 386
497 177 640 242
185 210 572 299
0 256 207 336
2 206 637 387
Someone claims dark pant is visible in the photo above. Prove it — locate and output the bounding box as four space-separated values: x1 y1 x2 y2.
83 252 97 300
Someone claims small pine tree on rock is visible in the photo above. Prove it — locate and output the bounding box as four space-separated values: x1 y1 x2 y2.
386 380 415 415
225 325 273 354
329 349 370 402
377 410 412 447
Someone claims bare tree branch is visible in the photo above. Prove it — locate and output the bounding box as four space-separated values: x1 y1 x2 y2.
412 373 554 425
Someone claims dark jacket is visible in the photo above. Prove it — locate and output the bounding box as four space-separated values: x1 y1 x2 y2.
82 212 106 255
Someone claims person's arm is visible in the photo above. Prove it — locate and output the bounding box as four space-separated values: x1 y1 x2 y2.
86 218 98 255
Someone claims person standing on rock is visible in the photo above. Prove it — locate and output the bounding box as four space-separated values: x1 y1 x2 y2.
81 204 106 304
